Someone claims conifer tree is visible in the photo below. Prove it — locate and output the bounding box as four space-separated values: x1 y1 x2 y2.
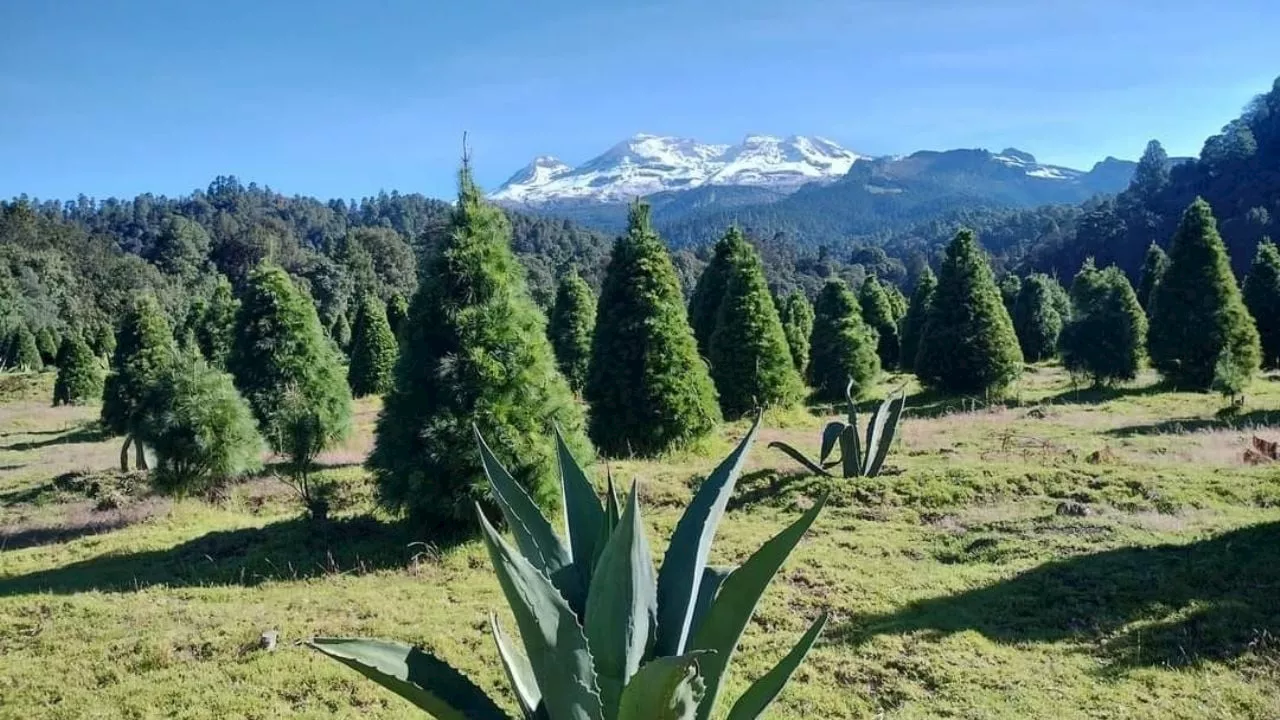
347 292 398 397
586 202 721 456
779 290 814 374
1149 198 1261 390
9 326 42 371
385 293 409 339
859 276 900 368
229 264 352 472
102 294 176 470
1012 273 1064 362
899 266 936 373
369 165 590 533
1136 242 1169 313
998 274 1021 318
330 312 352 355
1243 239 1280 370
1060 261 1147 385
196 276 238 368
35 327 59 366
91 322 116 360
53 334 103 406
808 278 880 401
708 239 805 416
547 269 597 394
916 230 1023 395
885 283 909 324
688 227 748 357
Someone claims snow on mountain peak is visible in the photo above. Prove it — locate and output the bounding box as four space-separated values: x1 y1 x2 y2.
490 134 865 205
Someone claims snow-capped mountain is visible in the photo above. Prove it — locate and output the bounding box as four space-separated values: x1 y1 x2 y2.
491 133 865 205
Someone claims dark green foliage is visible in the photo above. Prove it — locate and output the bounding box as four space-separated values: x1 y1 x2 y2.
1012 274 1064 362
858 276 900 368
52 334 103 406
91 323 116 360
1045 275 1072 324
138 354 264 497
998 274 1021 317
1137 243 1169 312
688 228 746 357
330 312 352 355
385 293 409 339
228 264 352 465
884 283 908 324
547 269 596 394
195 276 238 368
369 167 590 534
586 202 721 456
808 279 880 401
898 267 936 373
1242 239 1280 369
916 230 1023 395
347 293 398 398
9 325 43 371
1060 261 1147 385
707 239 805 416
101 295 176 436
779 290 814 374
1149 198 1261 390
35 327 59 366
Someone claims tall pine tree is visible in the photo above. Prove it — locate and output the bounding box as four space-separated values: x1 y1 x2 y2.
101 294 176 470
9 326 42 371
369 165 590 533
899 266 936 373
688 227 748 357
1060 260 1147 385
779 290 814 375
1243 239 1280 370
1136 242 1169 313
1012 273 1064 363
347 292 399 398
916 230 1023 395
707 239 805 417
1149 198 1260 390
386 293 409 339
196 275 239 368
547 269 597 394
859 276 900 369
808 278 880 401
586 202 721 456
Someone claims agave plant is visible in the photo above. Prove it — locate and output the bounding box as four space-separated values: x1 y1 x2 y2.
309 412 828 719
771 380 905 478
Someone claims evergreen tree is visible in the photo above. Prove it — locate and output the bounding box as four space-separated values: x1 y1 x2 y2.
196 276 238 368
386 293 409 339
778 290 814 374
1149 198 1261 390
35 327 59 366
547 269 597 394
1130 139 1171 201
347 292 398 397
859 275 900 368
1136 242 1169 313
229 264 352 470
91 322 116 360
330 312 352 355
916 230 1023 395
9 326 42 371
101 294 176 470
808 278 880 401
53 334 103 406
1060 261 1147 385
998 274 1021 317
1012 273 1064 362
884 283 908 324
1045 275 1072 324
898 266 936 373
1243 239 1280 369
369 166 590 534
688 227 748 357
707 239 805 417
586 202 721 456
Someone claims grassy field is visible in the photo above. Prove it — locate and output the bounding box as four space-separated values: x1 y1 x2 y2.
2 365 1279 719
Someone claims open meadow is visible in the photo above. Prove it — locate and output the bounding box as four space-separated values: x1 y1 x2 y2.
1 365 1278 719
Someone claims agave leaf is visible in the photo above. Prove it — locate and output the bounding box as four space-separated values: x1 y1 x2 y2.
491 614 543 720
477 506 604 720
555 423 605 571
723 612 828 720
840 426 861 478
616 652 712 720
584 482 657 717
475 426 583 612
595 471 622 569
656 412 762 656
864 390 905 477
307 638 511 720
688 494 827 720
688 565 733 642
767 441 831 478
818 421 847 465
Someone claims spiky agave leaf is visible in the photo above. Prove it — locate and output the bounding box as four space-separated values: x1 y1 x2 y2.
724 613 828 720
616 652 712 720
818 421 846 465
765 441 831 477
864 388 906 477
555 423 605 571
491 615 543 719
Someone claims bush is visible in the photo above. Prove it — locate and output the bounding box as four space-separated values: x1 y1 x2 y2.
808 278 880 401
53 334 104 406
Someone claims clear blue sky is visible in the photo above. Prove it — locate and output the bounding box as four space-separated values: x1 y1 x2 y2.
2 0 1276 202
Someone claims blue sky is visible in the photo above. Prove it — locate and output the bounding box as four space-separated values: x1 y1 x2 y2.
2 0 1276 202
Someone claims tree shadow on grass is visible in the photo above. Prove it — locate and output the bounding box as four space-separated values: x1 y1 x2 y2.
1040 380 1168 407
1105 408 1280 437
727 469 828 512
0 514 464 596
0 423 111 452
830 521 1280 672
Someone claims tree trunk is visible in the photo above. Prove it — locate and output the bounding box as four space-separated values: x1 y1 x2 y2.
135 439 149 471
120 434 133 472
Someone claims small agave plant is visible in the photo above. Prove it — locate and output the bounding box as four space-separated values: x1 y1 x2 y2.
771 380 905 478
309 412 828 719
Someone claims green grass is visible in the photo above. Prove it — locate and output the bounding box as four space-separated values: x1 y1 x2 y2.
1 366 1279 718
